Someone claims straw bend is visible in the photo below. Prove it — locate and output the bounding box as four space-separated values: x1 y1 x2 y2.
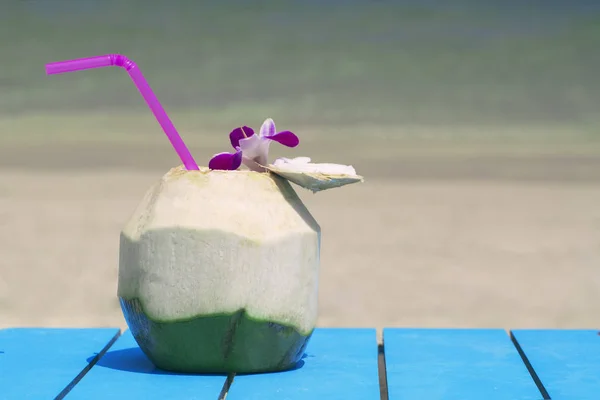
108 54 136 70
45 54 137 75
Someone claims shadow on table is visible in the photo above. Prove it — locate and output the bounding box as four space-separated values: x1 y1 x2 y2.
87 348 308 376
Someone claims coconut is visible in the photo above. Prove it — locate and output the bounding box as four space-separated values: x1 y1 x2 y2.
118 165 320 373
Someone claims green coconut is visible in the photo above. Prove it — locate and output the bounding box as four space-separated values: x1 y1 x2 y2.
118 165 320 374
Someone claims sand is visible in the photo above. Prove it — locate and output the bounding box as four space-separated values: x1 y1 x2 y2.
2 166 600 333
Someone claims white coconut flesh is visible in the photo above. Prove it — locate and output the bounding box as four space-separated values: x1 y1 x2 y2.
118 165 321 335
265 157 364 193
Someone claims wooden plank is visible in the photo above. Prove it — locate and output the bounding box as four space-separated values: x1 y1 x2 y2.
511 329 600 400
65 329 227 399
383 328 543 400
226 328 380 399
0 327 120 400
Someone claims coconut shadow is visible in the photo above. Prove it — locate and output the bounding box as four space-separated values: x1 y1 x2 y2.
86 349 307 376
270 173 321 234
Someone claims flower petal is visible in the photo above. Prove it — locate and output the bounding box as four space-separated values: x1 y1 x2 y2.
239 134 271 166
208 149 243 170
259 118 276 137
242 157 267 172
229 126 255 149
265 130 299 147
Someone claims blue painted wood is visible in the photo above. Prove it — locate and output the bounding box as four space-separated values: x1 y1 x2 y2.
511 329 600 400
0 327 120 400
384 328 543 400
226 328 380 399
65 329 227 399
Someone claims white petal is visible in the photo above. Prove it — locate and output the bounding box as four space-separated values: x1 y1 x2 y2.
259 118 276 137
241 157 266 172
239 134 271 166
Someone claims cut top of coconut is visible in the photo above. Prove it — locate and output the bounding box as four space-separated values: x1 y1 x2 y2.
265 157 364 193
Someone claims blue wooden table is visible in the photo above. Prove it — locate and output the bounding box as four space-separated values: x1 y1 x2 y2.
1 327 598 399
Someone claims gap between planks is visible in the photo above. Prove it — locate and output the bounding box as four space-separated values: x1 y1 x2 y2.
381 328 552 400
54 329 122 400
216 340 386 400
509 331 550 400
378 342 390 400
218 373 235 400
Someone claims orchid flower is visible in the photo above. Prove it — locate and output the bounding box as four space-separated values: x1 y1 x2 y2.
208 118 299 171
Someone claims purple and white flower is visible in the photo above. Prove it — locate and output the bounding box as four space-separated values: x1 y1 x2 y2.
208 118 299 172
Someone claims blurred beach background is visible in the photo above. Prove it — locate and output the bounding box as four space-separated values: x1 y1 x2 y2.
1 0 600 333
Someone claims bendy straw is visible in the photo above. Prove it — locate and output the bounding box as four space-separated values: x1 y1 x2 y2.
45 54 199 170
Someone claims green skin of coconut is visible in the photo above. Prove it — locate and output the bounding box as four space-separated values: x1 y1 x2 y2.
120 298 311 373
118 166 320 374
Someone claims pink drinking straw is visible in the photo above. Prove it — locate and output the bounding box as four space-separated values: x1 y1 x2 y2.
45 54 200 170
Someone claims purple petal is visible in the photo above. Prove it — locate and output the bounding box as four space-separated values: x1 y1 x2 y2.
208 149 243 170
265 131 299 148
229 126 254 149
